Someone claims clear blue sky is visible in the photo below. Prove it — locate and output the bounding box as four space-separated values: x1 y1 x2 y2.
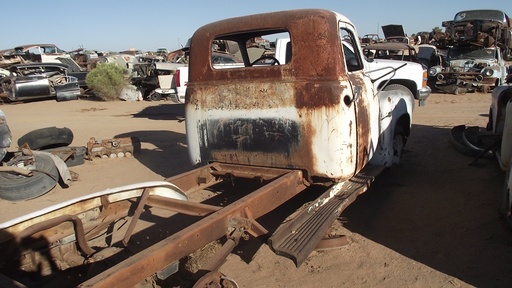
3 1 510 53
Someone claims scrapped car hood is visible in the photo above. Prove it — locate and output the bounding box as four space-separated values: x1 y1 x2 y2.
366 58 421 82
382 24 406 39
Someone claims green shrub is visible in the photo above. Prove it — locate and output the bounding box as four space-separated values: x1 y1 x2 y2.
85 63 129 101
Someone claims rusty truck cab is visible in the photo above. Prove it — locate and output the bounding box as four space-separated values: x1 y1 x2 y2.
186 9 380 183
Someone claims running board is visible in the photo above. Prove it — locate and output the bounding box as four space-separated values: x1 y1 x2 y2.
268 165 384 267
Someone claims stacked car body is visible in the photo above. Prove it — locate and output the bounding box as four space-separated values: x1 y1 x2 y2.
428 9 512 94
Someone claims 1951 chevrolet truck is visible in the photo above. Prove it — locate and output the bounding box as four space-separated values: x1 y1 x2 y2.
0 9 429 287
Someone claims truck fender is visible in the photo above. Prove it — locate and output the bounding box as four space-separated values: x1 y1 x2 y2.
370 90 413 167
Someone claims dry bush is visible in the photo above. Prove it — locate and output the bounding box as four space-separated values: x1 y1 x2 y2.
85 63 129 101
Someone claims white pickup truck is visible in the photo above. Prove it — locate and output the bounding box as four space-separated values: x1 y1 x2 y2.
275 37 430 105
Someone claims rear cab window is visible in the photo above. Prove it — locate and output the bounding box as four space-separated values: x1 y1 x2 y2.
210 31 291 70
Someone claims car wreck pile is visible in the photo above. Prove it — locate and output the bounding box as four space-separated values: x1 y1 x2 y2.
0 44 90 103
427 9 512 94
0 44 189 103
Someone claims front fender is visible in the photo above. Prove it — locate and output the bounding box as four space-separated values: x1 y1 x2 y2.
370 90 413 166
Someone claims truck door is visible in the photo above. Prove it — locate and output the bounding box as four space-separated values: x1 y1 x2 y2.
339 23 380 172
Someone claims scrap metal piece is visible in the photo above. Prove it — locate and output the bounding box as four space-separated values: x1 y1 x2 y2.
11 214 95 256
86 137 140 159
315 235 349 250
268 164 384 267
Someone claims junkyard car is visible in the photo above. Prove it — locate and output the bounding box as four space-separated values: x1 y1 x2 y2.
427 45 508 94
0 63 81 102
363 42 422 65
0 49 24 69
131 61 186 101
445 9 512 61
12 44 69 63
417 44 445 87
417 44 444 69
360 34 381 46
381 24 410 44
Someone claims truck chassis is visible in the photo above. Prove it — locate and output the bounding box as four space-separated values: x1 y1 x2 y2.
0 163 382 287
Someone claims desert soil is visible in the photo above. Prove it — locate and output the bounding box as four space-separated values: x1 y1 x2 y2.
1 91 511 288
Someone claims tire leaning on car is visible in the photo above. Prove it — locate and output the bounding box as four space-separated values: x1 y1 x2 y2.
0 154 59 201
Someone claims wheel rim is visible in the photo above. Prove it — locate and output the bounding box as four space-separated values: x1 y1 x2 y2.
151 93 162 101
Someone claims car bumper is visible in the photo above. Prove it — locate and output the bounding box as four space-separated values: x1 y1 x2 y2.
416 86 431 106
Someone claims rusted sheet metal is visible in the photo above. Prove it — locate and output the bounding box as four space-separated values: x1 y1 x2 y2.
147 196 221 216
79 169 307 288
12 214 95 256
164 163 221 194
349 73 373 172
189 10 345 90
186 9 364 182
86 137 140 159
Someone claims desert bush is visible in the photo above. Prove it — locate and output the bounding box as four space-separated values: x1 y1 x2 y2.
85 63 129 101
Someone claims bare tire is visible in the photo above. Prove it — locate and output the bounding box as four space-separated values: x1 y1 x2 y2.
0 154 59 201
17 127 73 150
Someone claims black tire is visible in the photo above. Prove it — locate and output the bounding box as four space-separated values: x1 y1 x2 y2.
151 92 162 101
0 154 59 201
383 84 413 98
392 125 406 165
42 146 86 167
449 125 482 157
17 127 74 150
150 92 162 101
